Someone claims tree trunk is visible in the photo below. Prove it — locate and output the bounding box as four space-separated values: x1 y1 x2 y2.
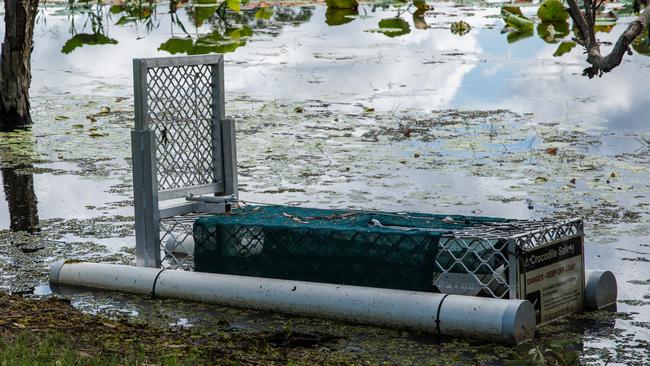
0 0 39 128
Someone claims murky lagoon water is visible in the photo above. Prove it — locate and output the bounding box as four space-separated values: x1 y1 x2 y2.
1 0 650 363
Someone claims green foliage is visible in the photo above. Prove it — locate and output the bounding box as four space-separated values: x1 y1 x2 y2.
227 0 241 12
376 17 411 37
110 1 155 25
501 5 534 43
190 0 220 26
325 8 358 26
61 33 118 54
537 21 569 43
505 14 534 32
553 41 576 57
505 338 580 366
507 29 533 43
255 6 274 19
537 0 569 22
325 0 359 10
501 5 524 17
158 26 253 55
502 7 534 32
0 331 193 365
157 37 194 54
546 339 580 366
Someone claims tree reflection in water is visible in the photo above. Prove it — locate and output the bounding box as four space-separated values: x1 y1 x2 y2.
2 165 38 233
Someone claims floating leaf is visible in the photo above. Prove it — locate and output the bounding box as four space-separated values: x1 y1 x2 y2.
553 41 576 57
325 8 358 26
537 0 569 22
451 20 471 36
326 0 358 9
54 116 69 121
545 147 558 155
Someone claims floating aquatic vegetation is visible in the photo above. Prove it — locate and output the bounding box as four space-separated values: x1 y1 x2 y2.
450 20 471 35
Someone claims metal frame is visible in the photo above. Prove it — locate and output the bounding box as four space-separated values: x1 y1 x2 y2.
132 55 237 268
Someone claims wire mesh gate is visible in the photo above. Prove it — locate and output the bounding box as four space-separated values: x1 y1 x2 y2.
131 55 237 269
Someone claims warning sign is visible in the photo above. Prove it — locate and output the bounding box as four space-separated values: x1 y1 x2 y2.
519 236 585 324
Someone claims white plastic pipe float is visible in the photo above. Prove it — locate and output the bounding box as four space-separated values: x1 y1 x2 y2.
584 270 617 310
49 261 536 344
163 232 194 257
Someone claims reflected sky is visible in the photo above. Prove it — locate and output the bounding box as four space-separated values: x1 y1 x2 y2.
2 1 643 133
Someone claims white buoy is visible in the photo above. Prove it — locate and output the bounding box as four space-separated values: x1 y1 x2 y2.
49 261 536 344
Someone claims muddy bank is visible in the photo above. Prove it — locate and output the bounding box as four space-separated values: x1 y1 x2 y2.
2 290 642 365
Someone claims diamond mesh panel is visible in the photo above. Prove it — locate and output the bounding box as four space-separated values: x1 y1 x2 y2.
146 64 216 191
160 213 199 270
433 237 510 298
432 219 583 298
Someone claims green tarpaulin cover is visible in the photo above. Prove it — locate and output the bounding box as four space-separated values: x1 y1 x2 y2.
193 205 511 292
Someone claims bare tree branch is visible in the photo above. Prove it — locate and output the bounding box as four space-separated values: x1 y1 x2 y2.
566 0 649 76
566 0 590 40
